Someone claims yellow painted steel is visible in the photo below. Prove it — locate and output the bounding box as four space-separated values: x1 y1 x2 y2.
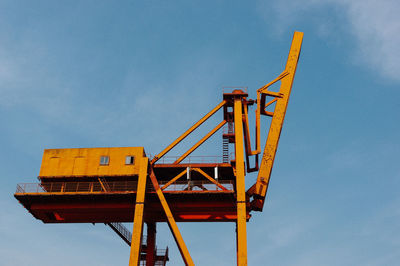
252 71 289 159
97 177 107 191
258 71 289 94
39 147 145 178
243 104 259 157
192 168 228 191
251 31 303 210
242 72 289 160
173 120 227 164
234 97 248 266
149 167 195 266
129 157 149 266
264 98 278 109
151 100 226 164
161 169 187 190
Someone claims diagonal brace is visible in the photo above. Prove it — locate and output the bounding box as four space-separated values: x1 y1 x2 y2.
161 169 187 190
192 168 228 191
149 167 195 266
151 100 226 164
173 120 227 164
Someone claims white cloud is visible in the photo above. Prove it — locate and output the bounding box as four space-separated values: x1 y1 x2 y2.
262 0 400 83
342 0 400 82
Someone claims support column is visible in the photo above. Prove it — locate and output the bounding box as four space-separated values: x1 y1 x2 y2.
234 97 248 266
146 222 156 266
129 157 149 266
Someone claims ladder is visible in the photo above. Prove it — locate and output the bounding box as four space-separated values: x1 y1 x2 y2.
98 177 134 247
99 177 169 265
222 122 233 163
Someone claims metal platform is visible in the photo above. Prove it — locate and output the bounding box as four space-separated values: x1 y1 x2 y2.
14 161 250 223
15 181 246 223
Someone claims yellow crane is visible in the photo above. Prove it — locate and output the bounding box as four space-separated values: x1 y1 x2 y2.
15 31 303 266
145 31 303 265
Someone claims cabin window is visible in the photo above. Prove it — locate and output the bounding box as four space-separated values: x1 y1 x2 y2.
125 155 135 165
100 156 109 165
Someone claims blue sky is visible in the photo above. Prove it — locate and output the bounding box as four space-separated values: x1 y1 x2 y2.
1 1 399 265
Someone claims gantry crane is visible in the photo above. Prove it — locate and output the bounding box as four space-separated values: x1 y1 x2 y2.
15 31 303 266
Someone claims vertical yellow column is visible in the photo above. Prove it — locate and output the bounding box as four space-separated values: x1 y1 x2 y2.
129 157 148 266
234 97 247 266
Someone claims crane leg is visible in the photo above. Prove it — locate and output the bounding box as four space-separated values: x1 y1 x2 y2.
129 157 149 266
234 97 248 266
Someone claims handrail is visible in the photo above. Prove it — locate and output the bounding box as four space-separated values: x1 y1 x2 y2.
15 180 235 194
154 155 230 164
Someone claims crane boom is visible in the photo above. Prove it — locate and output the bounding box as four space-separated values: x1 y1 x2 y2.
247 31 303 211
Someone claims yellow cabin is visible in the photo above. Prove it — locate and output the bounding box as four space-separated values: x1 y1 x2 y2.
39 147 146 178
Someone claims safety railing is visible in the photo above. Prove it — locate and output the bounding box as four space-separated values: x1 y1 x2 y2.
160 180 234 192
156 247 168 257
153 155 229 164
108 222 133 244
138 247 168 266
222 86 248 94
16 183 46 193
15 181 138 194
222 123 234 135
15 180 235 194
